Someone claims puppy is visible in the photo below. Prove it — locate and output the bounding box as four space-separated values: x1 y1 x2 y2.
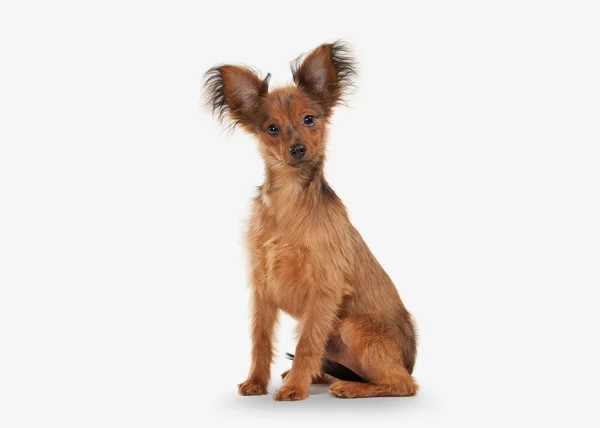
205 41 418 400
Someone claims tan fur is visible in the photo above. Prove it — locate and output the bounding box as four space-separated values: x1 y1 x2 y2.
205 41 418 400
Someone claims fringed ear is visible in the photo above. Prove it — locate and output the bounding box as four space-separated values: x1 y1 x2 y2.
204 65 270 132
291 40 356 117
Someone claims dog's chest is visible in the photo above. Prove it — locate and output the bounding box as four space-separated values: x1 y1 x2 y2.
261 234 313 318
248 207 317 318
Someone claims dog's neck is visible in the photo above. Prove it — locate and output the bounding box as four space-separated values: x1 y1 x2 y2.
266 155 324 191
260 155 338 211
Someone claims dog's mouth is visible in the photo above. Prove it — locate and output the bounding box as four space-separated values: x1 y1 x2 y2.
287 157 314 168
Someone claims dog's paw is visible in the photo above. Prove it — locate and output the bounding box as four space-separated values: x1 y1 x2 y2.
328 381 364 398
274 385 308 401
238 379 268 396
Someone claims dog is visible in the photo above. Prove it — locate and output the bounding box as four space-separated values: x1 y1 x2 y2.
204 41 418 400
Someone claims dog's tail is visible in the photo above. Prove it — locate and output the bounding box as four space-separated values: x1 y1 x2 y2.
285 353 367 383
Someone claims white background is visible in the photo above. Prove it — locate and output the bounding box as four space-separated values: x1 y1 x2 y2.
1 1 599 426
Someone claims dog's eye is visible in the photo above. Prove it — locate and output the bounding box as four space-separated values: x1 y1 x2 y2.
303 115 316 127
267 125 279 136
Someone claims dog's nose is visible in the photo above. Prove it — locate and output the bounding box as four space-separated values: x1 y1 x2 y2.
289 143 306 159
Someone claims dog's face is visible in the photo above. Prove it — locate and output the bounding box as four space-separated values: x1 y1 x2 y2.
205 42 355 169
255 87 326 168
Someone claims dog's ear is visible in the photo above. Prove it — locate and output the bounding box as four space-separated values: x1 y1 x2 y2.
291 41 356 117
204 65 270 132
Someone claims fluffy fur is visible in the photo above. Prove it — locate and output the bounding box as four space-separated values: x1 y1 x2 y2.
204 41 418 400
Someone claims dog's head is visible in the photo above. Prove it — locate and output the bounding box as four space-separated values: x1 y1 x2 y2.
204 41 355 169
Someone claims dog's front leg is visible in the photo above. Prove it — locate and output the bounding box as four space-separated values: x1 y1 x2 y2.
238 289 278 396
274 289 342 401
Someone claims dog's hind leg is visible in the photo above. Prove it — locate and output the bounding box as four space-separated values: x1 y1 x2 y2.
328 316 418 398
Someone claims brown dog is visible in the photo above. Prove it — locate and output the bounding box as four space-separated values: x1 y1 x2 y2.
204 41 418 400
